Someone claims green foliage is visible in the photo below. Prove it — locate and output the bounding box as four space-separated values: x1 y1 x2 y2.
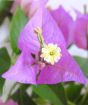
10 7 28 54
81 95 88 105
12 85 37 105
49 84 67 105
66 83 83 102
33 84 67 105
0 0 11 12
0 48 11 74
0 47 11 95
74 56 88 77
0 0 12 24
1 80 17 102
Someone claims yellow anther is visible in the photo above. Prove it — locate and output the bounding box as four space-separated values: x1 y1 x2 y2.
34 27 42 35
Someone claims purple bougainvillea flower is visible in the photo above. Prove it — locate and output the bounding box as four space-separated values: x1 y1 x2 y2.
0 99 18 105
11 0 48 18
50 6 73 47
2 7 86 84
69 13 88 49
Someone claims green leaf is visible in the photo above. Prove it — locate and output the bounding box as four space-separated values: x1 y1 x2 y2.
0 47 11 74
1 80 19 102
0 0 11 11
74 56 88 77
0 0 12 24
0 78 4 96
35 97 51 105
0 47 11 95
49 84 67 105
33 84 67 105
66 83 82 102
10 7 28 54
80 95 88 105
12 85 37 105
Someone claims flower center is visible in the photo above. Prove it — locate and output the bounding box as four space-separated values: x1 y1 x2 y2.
50 51 55 56
41 43 62 65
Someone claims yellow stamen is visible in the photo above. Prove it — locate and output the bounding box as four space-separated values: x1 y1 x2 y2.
34 27 45 47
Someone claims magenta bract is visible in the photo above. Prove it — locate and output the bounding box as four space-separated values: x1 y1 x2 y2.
11 0 48 18
0 99 17 105
2 7 86 84
50 6 73 47
69 13 88 49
